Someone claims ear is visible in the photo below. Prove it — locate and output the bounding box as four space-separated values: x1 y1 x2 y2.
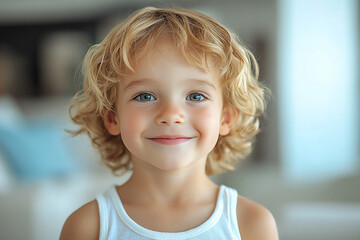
219 107 238 136
103 108 121 135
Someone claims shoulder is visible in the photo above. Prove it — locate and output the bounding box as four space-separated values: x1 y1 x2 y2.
59 200 100 240
236 196 278 240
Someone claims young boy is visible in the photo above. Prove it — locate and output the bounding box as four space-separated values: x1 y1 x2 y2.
60 7 278 240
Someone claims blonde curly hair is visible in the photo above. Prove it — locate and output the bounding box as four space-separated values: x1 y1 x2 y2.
69 7 267 176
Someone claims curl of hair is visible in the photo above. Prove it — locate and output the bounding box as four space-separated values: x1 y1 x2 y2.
68 7 267 176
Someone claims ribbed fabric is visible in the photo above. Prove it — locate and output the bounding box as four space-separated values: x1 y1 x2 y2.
96 185 241 240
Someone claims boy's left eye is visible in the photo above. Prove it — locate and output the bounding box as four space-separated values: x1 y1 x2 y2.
186 93 206 101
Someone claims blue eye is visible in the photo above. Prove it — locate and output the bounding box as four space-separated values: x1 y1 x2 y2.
134 93 155 101
187 93 206 101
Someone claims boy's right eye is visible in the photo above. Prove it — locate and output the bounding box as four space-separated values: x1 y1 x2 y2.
134 93 156 102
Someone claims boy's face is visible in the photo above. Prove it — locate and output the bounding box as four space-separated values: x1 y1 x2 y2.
104 39 235 173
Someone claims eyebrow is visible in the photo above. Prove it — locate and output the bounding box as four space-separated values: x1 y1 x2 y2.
123 79 155 91
124 78 217 90
189 79 217 90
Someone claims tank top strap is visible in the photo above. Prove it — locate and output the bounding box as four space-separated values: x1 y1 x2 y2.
96 193 109 240
220 185 241 238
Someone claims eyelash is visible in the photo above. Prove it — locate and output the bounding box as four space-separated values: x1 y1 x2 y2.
132 91 208 102
133 92 156 102
186 92 208 102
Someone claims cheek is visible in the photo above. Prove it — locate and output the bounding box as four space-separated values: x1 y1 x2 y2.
191 105 222 136
119 107 149 145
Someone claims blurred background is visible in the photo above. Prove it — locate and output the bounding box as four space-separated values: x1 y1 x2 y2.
0 0 359 239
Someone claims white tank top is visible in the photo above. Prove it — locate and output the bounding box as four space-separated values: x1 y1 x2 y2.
95 185 241 240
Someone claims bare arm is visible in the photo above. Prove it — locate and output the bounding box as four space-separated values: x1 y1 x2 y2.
237 196 279 240
59 200 100 240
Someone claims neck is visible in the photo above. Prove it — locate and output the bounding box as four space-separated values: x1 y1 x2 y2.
120 157 217 206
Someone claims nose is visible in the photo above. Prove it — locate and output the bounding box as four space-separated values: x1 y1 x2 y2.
155 101 185 125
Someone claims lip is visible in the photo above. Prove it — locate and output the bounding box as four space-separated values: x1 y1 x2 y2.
147 135 193 145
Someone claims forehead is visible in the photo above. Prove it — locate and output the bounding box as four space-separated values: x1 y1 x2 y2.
129 39 219 83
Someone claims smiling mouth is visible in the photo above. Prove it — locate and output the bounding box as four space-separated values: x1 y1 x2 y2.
147 136 193 145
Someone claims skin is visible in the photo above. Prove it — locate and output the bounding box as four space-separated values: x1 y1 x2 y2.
60 39 278 240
